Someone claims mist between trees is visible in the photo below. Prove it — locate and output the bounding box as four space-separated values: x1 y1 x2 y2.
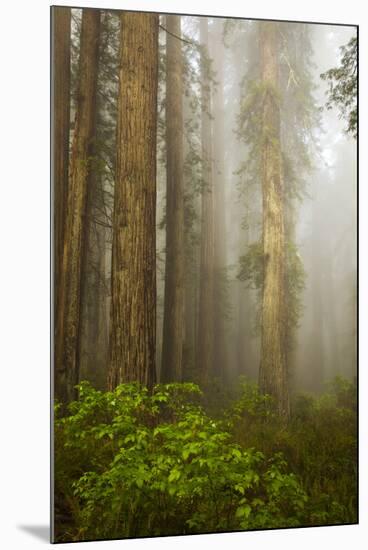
53 8 357 408
52 7 357 542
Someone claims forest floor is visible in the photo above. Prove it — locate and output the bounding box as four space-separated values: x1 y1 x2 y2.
54 376 357 542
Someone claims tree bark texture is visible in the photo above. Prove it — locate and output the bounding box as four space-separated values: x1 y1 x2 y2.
196 18 215 386
79 14 112 390
258 22 290 418
79 173 109 390
55 9 101 403
108 12 159 390
161 15 185 383
52 6 71 397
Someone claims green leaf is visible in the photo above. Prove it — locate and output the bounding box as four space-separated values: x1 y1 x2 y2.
232 448 242 459
168 468 181 483
236 504 251 519
234 483 245 495
182 449 190 460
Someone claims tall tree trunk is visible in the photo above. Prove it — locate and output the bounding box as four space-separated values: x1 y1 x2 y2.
196 18 215 386
182 80 201 381
79 172 109 390
323 242 341 378
236 217 258 380
212 19 227 380
55 9 101 404
258 22 289 418
182 94 195 380
108 12 158 390
79 13 112 390
52 6 71 399
310 263 324 391
284 202 297 385
161 15 185 383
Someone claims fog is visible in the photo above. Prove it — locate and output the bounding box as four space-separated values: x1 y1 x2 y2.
155 18 357 392
68 11 356 395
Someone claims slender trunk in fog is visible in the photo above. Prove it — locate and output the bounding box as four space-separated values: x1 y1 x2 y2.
182 77 200 381
212 19 228 381
55 9 100 404
309 203 325 391
79 172 109 390
284 203 297 381
196 17 215 385
311 269 324 390
237 217 258 379
323 245 341 377
161 15 185 383
53 6 71 399
258 22 289 418
108 12 158 390
79 15 111 390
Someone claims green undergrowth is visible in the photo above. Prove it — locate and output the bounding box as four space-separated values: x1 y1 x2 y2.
54 377 357 542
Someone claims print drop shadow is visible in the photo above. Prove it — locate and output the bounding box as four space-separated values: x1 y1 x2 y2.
17 524 49 543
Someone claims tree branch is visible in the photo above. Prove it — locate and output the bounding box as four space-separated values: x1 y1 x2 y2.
159 24 194 46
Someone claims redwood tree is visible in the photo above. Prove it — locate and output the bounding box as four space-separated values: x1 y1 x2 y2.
211 19 228 381
55 9 101 403
161 15 185 383
53 6 71 397
258 22 289 418
196 17 215 385
108 12 159 390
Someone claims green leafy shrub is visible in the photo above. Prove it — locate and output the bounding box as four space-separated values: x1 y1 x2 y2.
55 381 308 541
226 377 357 526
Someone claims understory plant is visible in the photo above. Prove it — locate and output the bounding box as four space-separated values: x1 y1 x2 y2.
55 381 309 541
